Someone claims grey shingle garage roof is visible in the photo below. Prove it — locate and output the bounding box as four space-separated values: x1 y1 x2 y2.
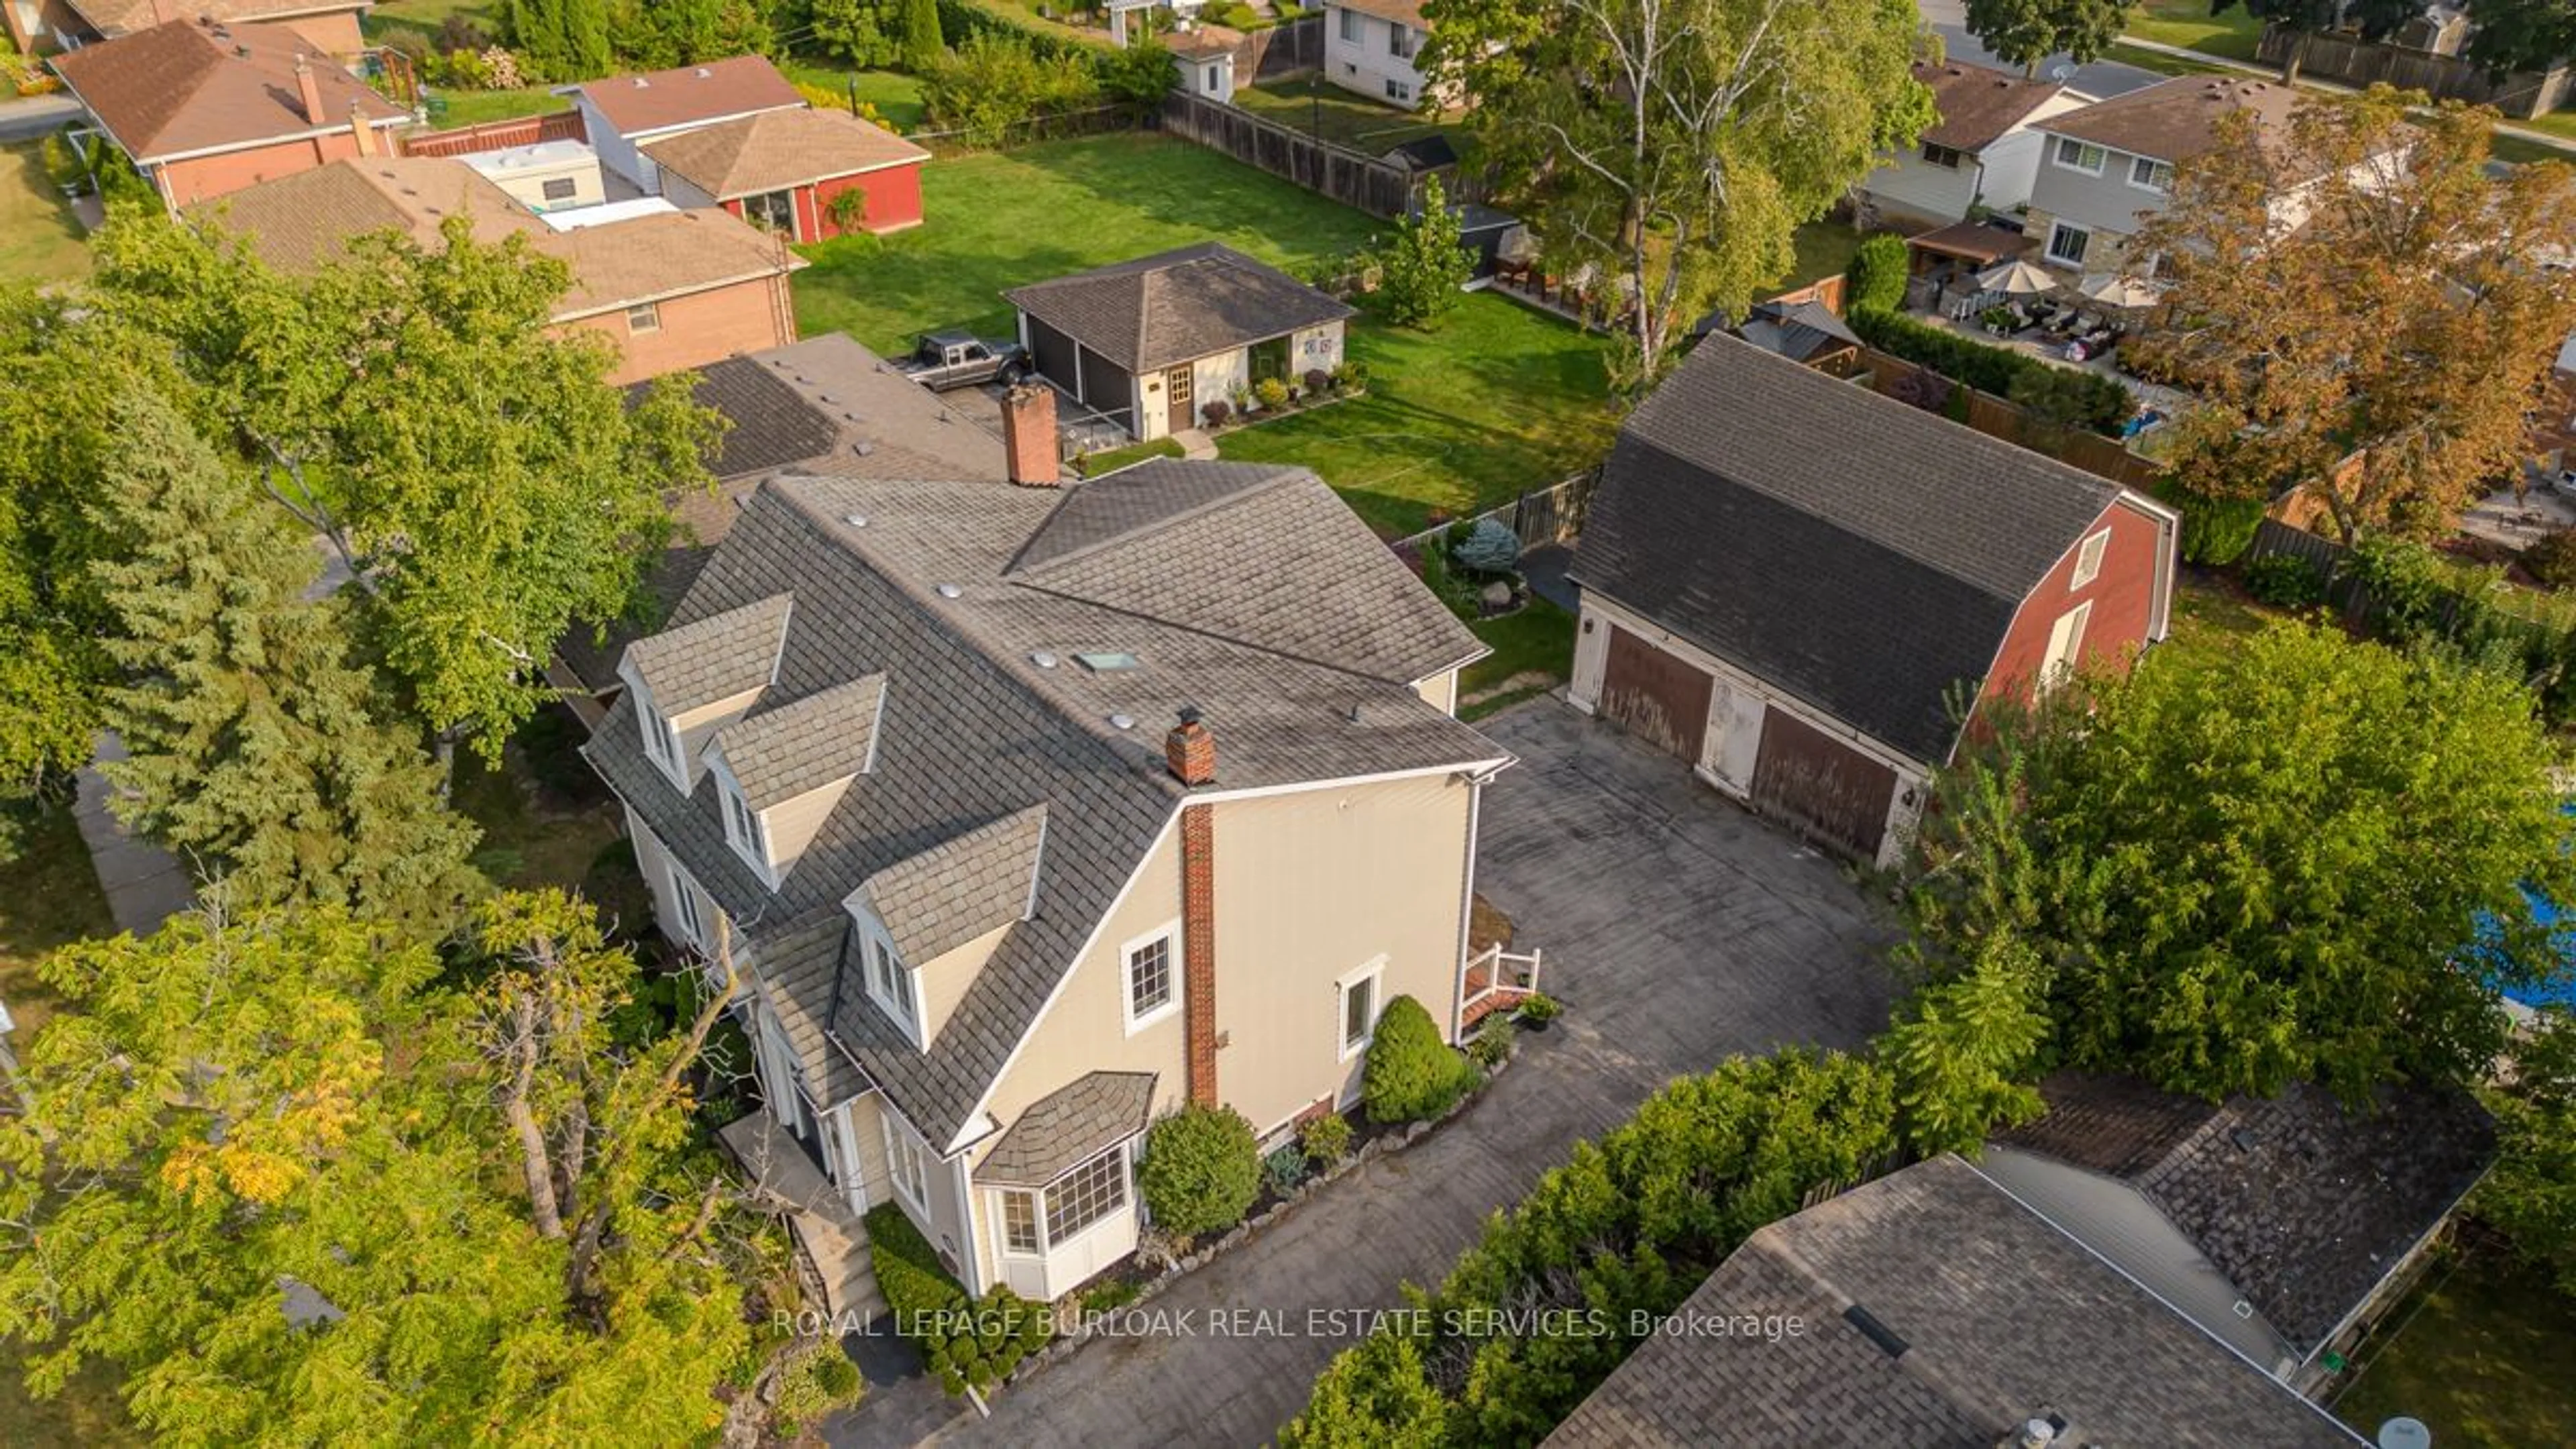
1004 243 1355 374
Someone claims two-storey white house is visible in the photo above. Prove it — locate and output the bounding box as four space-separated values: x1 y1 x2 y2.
1856 60 2084 230
2022 76 2334 276
1322 0 1434 109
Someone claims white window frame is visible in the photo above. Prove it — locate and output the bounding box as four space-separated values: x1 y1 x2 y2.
883 1110 932 1216
1336 956 1385 1063
626 301 661 335
2128 155 2173 193
1120 921 1181 1035
2071 528 2112 590
1338 5 1358 42
1387 19 1417 58
2041 600 2094 690
858 916 926 1047
665 859 708 951
1919 141 1964 170
2045 221 2091 267
2052 137 2106 175
991 1141 1132 1260
1385 78 1411 102
722 778 769 872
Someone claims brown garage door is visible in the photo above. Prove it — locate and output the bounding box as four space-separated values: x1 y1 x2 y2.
1750 706 1898 861
1599 626 1711 762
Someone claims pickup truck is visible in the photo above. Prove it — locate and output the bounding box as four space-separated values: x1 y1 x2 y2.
895 330 1030 392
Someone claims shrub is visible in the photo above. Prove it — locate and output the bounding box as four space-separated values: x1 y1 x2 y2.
1843 232 1909 315
1513 991 1558 1026
1252 376 1291 411
865 1203 1053 1396
38 131 80 191
1362 994 1475 1123
1077 1275 1141 1315
1885 366 1952 416
1330 359 1370 392
2160 483 2265 567
2526 530 2576 591
769 1340 865 1432
1468 1011 1515 1067
825 187 868 235
2243 551 2326 609
1263 1142 1309 1195
1448 517 1521 578
1303 367 1332 394
1139 1104 1260 1236
1846 308 2129 435
1200 399 1231 427
1299 1110 1352 1167
1370 174 1474 328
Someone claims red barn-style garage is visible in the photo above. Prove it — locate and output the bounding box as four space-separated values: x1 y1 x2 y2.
645 107 930 241
1566 333 2178 866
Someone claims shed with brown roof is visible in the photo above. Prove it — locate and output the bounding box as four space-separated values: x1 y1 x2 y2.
645 106 929 240
50 16 409 207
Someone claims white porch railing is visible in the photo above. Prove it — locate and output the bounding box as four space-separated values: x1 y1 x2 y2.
1458 942 1543 1029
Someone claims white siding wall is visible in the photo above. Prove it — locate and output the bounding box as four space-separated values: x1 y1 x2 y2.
1193 347 1250 417
578 98 651 189
1861 147 1982 226
1323 2 1430 108
1292 321 1344 382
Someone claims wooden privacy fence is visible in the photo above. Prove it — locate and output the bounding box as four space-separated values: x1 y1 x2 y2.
1239 14 1324 79
1392 470 1599 553
2258 25 2568 116
401 109 586 158
1161 90 1422 218
1854 347 2167 494
2243 518 2574 657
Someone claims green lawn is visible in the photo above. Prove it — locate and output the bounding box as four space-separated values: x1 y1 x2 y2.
1784 220 1866 292
0 142 91 289
419 85 578 129
364 0 496 40
792 133 1383 349
1459 596 1576 720
2332 1237 2576 1448
1077 436 1185 476
451 706 629 904
1232 81 1460 155
1217 299 1616 536
2100 41 2232 77
2123 0 2265 62
778 63 928 133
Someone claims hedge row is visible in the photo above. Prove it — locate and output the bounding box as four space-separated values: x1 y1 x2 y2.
1278 1049 1897 1447
864 1203 1053 1397
1846 307 2130 436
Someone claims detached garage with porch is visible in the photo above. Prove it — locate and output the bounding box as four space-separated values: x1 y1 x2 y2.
1566 335 2178 867
1006 243 1353 443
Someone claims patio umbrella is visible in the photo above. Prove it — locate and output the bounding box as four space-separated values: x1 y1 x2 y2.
1974 259 2060 297
2076 272 2165 309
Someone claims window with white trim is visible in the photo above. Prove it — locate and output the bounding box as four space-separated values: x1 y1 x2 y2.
1338 959 1383 1061
640 708 680 771
2052 137 2106 174
2129 156 2173 191
1385 78 1411 102
1123 924 1179 1033
1388 20 1417 58
723 782 768 869
2041 600 2093 689
667 861 707 949
2045 221 2091 266
1919 142 1964 170
2071 528 2111 589
885 1113 930 1212
996 1143 1130 1258
541 176 578 202
626 301 661 334
1001 1188 1040 1254
1338 5 1358 41
863 929 921 1042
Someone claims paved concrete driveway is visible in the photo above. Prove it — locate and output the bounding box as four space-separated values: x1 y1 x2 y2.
860 701 1898 1448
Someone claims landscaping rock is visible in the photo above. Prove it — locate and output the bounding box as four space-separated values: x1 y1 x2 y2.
1480 580 1513 610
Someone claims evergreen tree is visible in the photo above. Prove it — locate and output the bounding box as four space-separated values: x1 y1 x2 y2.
87 390 480 936
1371 174 1475 329
900 0 945 74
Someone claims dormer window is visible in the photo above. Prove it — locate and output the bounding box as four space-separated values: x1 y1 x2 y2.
723 782 769 869
641 708 683 779
861 928 924 1047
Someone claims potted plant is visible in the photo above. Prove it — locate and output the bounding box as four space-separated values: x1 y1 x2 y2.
1513 992 1559 1032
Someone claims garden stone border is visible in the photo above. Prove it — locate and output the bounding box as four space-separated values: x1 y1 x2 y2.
1002 1038 1522 1387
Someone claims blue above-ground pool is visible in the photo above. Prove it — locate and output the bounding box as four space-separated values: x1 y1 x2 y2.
2506 888 2576 1010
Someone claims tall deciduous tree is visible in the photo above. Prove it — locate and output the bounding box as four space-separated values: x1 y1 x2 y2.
1960 0 2123 77
1420 0 1933 382
1882 930 2052 1155
85 211 719 763
0 894 844 1444
2465 0 2576 80
2478 1008 2576 1296
1904 621 2574 1104
2137 90 2576 543
87 390 482 934
2215 0 2423 83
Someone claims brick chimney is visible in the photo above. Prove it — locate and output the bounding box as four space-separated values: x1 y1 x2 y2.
1000 382 1058 488
292 55 325 127
349 101 374 156
1165 706 1215 786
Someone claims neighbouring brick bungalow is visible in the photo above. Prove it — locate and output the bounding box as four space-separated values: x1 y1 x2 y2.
576 372 1505 1316
49 15 411 207
1546 1156 2364 1447
561 53 804 194
643 105 929 240
6 0 369 58
1568 333 2178 866
197 156 802 384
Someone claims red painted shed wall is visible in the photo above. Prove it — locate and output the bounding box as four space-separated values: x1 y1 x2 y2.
1977 493 2171 714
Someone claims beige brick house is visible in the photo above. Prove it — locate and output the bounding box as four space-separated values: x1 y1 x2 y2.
583 397 1507 1314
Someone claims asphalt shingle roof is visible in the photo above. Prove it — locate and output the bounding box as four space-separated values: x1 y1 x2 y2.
1915 58 2063 153
974 1071 1157 1187
853 804 1048 967
1571 333 2121 763
642 105 926 200
2001 1073 2496 1356
585 460 1505 1144
1546 1157 2361 1448
571 54 802 136
1004 243 1355 374
712 674 884 808
54 18 407 162
624 592 790 712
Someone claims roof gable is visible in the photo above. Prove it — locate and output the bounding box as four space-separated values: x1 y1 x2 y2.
54 18 406 160
623 592 791 713
1913 58 2063 153
572 55 802 136
973 1070 1156 1187
1004 243 1355 373
2037 75 2307 166
1574 335 2117 762
853 804 1049 967
641 105 928 200
710 674 885 809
